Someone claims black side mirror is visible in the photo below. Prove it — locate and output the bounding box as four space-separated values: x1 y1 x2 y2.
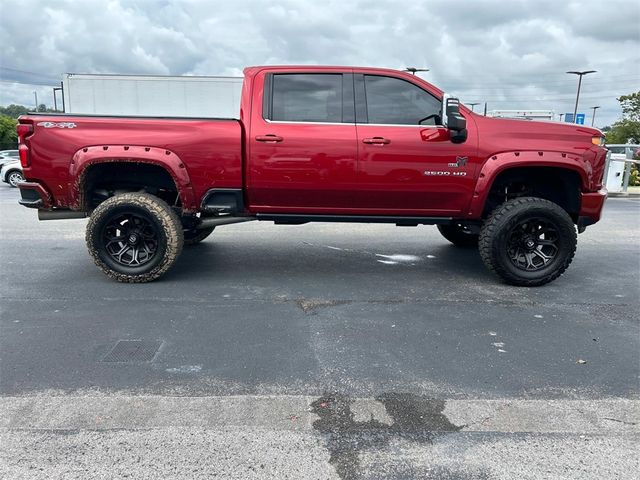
442 95 468 144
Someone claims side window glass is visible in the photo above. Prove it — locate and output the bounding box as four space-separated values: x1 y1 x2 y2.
364 75 441 125
271 74 343 123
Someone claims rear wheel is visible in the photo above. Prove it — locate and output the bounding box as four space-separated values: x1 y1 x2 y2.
184 226 215 245
86 192 183 282
7 170 24 187
479 197 577 286
437 223 479 247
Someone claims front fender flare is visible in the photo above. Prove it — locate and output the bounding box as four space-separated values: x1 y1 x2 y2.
69 145 197 212
466 150 590 218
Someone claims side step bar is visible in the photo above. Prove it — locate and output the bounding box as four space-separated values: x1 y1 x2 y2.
197 217 256 229
255 213 455 226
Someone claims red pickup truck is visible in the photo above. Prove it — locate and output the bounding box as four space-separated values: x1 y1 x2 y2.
16 66 607 286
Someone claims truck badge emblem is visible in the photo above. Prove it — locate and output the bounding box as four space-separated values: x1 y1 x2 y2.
37 122 77 129
448 156 468 167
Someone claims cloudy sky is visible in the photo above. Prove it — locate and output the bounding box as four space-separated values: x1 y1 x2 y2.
1 0 638 126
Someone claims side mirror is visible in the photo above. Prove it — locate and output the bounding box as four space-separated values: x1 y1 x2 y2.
442 94 468 144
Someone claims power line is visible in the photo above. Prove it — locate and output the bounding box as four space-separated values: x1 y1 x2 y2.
0 66 60 80
0 79 58 87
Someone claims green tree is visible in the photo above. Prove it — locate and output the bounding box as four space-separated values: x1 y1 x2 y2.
619 92 640 122
0 104 30 119
0 115 18 149
604 91 640 144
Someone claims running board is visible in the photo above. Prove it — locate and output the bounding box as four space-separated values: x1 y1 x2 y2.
197 217 256 229
256 214 454 226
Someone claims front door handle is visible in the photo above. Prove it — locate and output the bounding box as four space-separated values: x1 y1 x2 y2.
256 134 283 143
362 137 390 145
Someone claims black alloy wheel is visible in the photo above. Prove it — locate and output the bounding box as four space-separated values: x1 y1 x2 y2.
103 212 159 267
479 197 577 286
506 218 559 271
86 192 183 282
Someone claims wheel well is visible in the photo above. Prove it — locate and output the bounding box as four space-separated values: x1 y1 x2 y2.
483 167 581 220
82 162 180 211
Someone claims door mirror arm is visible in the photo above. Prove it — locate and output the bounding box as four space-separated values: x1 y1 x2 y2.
441 94 468 144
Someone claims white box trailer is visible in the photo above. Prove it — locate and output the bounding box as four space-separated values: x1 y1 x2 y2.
62 73 243 118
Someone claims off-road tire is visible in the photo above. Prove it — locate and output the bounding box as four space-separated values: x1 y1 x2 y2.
479 197 577 287
7 170 24 187
184 226 215 246
86 192 184 283
437 223 479 247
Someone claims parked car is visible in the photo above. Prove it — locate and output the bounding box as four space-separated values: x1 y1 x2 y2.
16 65 608 285
1 160 25 187
0 149 19 167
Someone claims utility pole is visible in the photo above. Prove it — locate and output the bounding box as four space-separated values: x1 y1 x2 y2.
590 106 601 126
483 102 487 116
404 67 429 75
33 91 38 111
566 70 596 123
468 102 479 112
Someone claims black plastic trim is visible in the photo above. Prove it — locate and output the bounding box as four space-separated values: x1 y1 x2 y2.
18 198 43 209
342 73 355 123
256 213 454 226
200 188 245 215
577 216 595 233
354 74 368 123
262 73 273 120
18 187 43 208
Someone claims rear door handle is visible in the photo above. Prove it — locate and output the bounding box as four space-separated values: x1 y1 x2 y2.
362 137 390 145
255 134 283 143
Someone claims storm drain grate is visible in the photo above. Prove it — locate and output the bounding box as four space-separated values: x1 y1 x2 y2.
101 340 162 363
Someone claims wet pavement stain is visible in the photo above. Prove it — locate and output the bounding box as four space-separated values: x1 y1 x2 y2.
310 393 462 480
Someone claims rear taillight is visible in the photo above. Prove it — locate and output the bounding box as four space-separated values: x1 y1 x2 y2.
17 123 33 168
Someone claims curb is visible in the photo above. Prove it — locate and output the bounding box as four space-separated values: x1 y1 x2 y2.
608 192 640 198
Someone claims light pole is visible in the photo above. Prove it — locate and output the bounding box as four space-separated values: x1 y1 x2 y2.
404 67 429 75
467 102 480 112
590 106 601 126
53 87 63 112
559 113 565 122
566 70 596 123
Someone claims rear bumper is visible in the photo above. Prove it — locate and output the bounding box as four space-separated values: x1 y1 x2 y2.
17 182 51 209
577 188 607 232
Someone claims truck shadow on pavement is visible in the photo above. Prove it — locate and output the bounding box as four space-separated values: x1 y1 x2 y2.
310 393 484 480
172 241 489 284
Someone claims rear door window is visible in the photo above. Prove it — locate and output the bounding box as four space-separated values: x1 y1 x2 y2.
269 74 343 123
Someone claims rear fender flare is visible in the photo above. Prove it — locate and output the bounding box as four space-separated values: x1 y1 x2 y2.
70 145 197 212
466 150 590 218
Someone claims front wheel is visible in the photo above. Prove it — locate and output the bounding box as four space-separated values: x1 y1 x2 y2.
7 170 25 187
86 193 184 283
479 197 577 286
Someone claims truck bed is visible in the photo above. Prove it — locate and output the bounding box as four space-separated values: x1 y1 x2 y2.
20 113 243 209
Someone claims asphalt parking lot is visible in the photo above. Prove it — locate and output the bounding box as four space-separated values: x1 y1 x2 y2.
1 184 638 479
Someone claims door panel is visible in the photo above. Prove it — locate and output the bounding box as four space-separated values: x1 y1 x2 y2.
355 124 478 214
354 73 478 215
247 71 358 212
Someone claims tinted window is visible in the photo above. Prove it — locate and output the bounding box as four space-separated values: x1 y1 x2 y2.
271 74 343 123
364 75 441 125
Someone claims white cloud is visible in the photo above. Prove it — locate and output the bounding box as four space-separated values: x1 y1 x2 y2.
1 0 638 126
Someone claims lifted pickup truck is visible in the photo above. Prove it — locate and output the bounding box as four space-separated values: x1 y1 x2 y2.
16 66 607 285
